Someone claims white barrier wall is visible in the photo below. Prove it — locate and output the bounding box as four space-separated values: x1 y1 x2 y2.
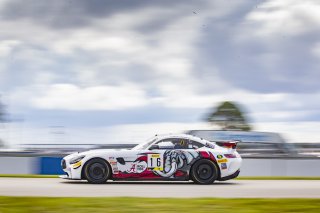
240 159 320 176
0 157 319 176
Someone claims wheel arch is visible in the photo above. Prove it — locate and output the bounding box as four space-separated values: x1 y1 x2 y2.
81 157 112 180
189 158 221 181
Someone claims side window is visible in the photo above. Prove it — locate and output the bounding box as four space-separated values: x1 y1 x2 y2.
155 138 204 149
172 138 189 149
156 138 175 149
157 140 174 148
189 140 204 149
156 138 188 149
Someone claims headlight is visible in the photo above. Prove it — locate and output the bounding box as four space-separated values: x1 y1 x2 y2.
69 155 85 164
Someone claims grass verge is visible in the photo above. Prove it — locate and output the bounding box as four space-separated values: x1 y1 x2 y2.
0 197 319 213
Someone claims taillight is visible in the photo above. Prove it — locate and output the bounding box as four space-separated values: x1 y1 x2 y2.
224 154 237 158
222 142 237 149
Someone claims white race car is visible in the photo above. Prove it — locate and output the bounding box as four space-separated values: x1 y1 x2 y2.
61 134 242 184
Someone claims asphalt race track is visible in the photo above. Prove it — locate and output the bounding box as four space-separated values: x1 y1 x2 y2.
0 178 320 198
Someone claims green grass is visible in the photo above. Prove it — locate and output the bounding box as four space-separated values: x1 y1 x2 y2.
0 197 319 213
1 174 320 180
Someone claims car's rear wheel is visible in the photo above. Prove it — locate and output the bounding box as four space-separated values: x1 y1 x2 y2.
83 158 110 184
191 159 219 184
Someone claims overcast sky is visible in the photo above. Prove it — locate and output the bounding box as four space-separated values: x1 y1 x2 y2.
1 0 320 143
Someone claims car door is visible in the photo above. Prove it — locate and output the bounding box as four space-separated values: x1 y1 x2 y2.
140 138 196 179
152 138 206 179
109 149 145 178
118 138 176 179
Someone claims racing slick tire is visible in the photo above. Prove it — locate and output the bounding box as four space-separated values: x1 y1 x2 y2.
83 158 111 184
190 159 219 184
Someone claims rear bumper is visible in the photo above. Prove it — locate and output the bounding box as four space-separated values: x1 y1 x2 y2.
218 169 240 181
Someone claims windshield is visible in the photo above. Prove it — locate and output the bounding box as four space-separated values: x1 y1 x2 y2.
131 137 158 150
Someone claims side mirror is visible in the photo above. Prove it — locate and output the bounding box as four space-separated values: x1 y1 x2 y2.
149 144 159 150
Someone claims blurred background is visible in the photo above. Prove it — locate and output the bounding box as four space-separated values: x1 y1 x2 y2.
0 0 320 176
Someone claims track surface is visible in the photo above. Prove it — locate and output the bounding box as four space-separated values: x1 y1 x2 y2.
0 178 320 198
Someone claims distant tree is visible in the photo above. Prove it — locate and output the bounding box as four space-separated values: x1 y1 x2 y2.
206 101 252 131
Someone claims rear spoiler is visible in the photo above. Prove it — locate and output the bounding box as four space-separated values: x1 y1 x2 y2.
218 140 241 149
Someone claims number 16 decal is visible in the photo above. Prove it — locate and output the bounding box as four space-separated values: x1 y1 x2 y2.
147 154 163 171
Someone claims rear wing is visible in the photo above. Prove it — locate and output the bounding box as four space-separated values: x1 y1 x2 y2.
217 140 240 150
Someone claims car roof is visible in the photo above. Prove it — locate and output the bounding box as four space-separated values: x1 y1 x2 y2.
154 133 208 144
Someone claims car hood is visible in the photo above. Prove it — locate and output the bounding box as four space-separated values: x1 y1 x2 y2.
64 148 130 159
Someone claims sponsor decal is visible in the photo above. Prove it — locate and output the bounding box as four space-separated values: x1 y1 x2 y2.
129 164 136 173
147 154 163 171
136 164 146 173
117 160 148 174
217 159 228 163
109 158 119 174
217 154 223 159
221 163 227 170
127 163 146 173
72 161 82 169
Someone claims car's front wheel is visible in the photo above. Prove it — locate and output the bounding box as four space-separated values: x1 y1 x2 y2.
191 159 219 184
83 158 111 184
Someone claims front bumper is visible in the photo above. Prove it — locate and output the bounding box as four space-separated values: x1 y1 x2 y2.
59 174 72 179
60 156 82 180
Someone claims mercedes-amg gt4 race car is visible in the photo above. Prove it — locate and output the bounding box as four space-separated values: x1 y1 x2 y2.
60 134 242 184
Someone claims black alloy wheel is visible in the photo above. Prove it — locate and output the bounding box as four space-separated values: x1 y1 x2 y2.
191 159 219 184
84 158 110 184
